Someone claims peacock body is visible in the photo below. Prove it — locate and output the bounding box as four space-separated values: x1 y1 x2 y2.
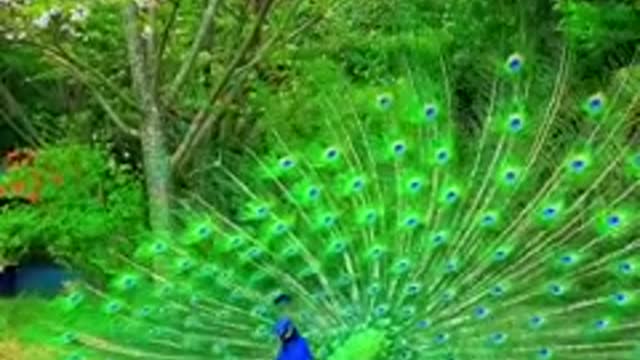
13 30 640 360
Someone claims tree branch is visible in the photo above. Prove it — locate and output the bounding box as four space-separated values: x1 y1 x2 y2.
89 84 140 138
34 49 140 137
171 0 338 171
0 109 38 148
171 0 275 170
166 0 222 101
0 82 44 147
156 0 182 69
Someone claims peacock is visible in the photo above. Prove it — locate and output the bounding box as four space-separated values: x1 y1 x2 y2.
10 26 640 360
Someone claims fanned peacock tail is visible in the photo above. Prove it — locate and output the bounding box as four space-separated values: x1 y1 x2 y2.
17 35 640 360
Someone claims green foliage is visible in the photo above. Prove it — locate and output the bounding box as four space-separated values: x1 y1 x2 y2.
556 0 640 52
0 144 145 273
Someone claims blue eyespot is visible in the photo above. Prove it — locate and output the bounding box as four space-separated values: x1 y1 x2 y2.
153 242 167 254
370 247 383 260
542 207 557 219
445 190 458 203
417 319 430 329
433 233 446 245
377 94 393 110
491 285 505 296
538 347 552 358
508 115 523 132
248 248 262 259
231 236 244 247
196 225 211 239
352 178 364 191
442 290 455 301
406 283 420 295
613 292 627 304
570 159 586 173
424 104 438 121
436 150 450 164
374 305 388 316
139 306 152 317
560 255 574 264
490 332 506 344
280 157 295 169
595 319 609 329
530 315 544 327
401 305 416 318
507 53 524 73
325 148 339 160
365 210 377 223
122 276 136 289
481 214 496 226
393 142 407 155
308 187 320 199
275 223 287 234
435 333 449 344
504 170 517 183
587 94 604 114
619 262 633 274
396 260 410 272
106 301 122 313
405 217 418 227
446 261 457 273
409 180 422 191
475 306 489 319
607 215 621 227
549 284 563 296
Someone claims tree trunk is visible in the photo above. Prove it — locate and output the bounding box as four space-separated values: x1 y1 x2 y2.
124 2 172 234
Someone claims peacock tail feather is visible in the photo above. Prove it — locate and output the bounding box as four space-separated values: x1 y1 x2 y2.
15 30 640 360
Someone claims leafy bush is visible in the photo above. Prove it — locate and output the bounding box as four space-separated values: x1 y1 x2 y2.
0 143 146 276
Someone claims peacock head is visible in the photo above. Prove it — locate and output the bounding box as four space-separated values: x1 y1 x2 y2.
274 317 299 343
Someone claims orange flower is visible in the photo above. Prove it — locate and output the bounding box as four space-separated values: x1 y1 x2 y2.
6 150 18 161
27 191 39 203
11 181 25 194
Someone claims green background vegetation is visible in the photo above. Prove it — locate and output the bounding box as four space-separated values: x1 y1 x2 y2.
0 0 639 357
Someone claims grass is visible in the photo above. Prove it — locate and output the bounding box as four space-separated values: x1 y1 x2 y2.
0 298 55 360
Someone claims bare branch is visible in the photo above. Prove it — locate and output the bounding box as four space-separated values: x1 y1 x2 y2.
34 49 140 137
0 82 44 147
89 84 140 138
166 0 223 100
50 44 143 113
171 0 275 170
0 109 39 148
156 0 182 64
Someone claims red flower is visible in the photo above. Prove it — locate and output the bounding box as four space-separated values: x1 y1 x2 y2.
26 192 39 203
12 181 25 194
6 150 18 161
